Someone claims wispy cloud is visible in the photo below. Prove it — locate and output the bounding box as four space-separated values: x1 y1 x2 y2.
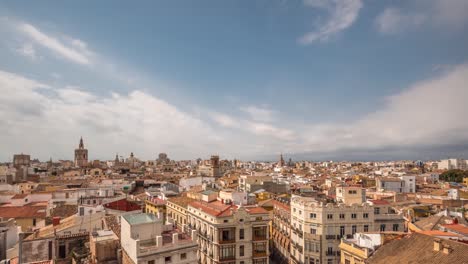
18 23 92 65
298 0 363 45
240 105 273 122
375 8 426 34
16 43 38 60
375 0 468 35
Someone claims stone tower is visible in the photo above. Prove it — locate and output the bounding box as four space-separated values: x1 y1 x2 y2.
279 153 285 167
74 137 88 167
211 155 220 177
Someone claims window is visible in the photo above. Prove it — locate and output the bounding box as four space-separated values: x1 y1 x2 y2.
253 259 267 264
363 213 369 218
220 245 236 260
299 210 302 215
310 228 317 234
351 213 357 219
33 218 36 226
364 225 369 232
253 242 267 254
327 214 333 219
339 213 345 219
380 224 386 232
164 256 171 263
374 207 380 215
340 226 345 237
224 219 228 223
352 225 357 234
240 245 244 256
253 226 267 241
310 213 317 219
239 228 244 240
348 190 357 194
327 259 333 264
393 224 399 231
221 229 235 242
180 253 186 260
148 261 155 264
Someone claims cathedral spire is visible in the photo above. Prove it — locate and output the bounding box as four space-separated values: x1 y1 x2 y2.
79 137 84 149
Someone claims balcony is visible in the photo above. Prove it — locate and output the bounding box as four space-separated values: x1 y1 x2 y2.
304 233 321 241
219 255 236 261
219 238 236 244
253 251 268 258
325 235 336 240
325 251 339 256
253 235 268 241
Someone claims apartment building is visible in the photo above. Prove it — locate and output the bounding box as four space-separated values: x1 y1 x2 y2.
375 175 415 193
187 197 270 264
438 158 467 170
367 200 405 232
290 196 375 264
238 174 272 192
270 197 291 263
121 213 198 264
166 196 196 230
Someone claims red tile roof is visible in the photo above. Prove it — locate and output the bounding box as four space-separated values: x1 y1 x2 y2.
104 199 142 212
370 199 390 205
12 194 29 199
189 200 268 217
0 205 47 218
441 224 468 236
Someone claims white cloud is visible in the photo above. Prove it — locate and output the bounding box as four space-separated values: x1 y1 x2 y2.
300 64 468 153
375 8 426 34
240 105 273 122
18 23 92 65
16 43 38 60
1 62 468 160
299 0 363 45
245 121 295 141
211 112 238 128
376 0 468 34
0 70 222 160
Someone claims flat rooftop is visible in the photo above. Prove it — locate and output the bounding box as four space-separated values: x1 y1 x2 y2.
123 213 159 225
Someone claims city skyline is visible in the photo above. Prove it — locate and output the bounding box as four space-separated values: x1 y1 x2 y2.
1 0 468 161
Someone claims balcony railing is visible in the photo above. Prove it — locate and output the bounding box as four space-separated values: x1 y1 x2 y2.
253 235 267 241
325 251 340 256
219 238 236 244
253 251 268 258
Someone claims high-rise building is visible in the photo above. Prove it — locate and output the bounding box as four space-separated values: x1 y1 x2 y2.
74 137 88 167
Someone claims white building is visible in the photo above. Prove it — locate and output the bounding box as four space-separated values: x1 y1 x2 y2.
121 213 198 264
438 158 467 170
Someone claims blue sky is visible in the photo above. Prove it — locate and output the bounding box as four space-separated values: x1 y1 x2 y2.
0 0 468 161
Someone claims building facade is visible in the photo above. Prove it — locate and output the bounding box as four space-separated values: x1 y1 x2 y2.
121 213 198 264
188 199 270 264
290 196 375 264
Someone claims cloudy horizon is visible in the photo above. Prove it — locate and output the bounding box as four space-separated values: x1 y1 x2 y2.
1 1 468 162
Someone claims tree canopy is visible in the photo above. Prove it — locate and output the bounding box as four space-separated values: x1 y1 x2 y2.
439 169 468 183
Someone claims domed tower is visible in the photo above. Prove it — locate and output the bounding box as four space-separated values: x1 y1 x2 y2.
74 137 88 167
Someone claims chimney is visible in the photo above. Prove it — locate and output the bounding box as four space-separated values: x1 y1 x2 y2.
443 245 452 255
52 217 61 226
434 238 442 252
